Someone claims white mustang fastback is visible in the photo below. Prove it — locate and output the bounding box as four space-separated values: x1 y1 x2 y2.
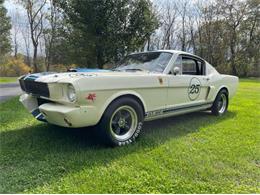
19 50 238 146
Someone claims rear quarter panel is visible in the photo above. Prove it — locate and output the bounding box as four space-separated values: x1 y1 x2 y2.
208 74 239 101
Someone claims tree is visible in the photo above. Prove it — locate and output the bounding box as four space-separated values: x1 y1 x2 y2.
217 0 248 75
177 0 188 51
20 19 31 66
239 0 260 76
57 0 159 68
0 0 12 62
160 0 178 50
21 0 47 72
10 10 21 58
194 2 226 65
190 0 259 76
43 0 61 71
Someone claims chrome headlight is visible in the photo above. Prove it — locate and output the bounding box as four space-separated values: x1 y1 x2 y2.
67 84 76 102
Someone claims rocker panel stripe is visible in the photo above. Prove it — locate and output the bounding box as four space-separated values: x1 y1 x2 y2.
145 101 213 118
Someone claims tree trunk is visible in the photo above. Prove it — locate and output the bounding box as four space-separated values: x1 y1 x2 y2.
46 60 51 71
198 27 203 57
45 44 51 71
14 46 18 58
96 43 104 69
230 45 237 75
147 37 150 51
33 46 38 72
181 15 186 51
230 28 237 75
14 40 18 59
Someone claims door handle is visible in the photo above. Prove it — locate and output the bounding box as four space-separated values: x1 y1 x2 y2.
203 77 210 81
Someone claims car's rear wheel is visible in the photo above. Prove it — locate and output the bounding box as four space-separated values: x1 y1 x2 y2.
211 89 228 116
98 97 144 146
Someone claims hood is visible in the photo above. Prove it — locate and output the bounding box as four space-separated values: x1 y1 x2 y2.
68 68 110 72
21 70 164 83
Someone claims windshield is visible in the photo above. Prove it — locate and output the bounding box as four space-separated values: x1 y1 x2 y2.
114 52 173 73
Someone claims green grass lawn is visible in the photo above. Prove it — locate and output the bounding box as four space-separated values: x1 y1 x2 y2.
0 77 18 83
0 79 259 193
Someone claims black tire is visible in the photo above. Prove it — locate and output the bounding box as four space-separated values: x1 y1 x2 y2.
211 89 229 116
98 97 144 146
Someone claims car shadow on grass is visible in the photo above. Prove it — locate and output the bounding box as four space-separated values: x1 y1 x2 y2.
0 111 236 193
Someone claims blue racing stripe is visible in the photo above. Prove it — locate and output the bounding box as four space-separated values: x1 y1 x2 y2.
31 108 40 117
24 72 56 81
36 114 47 122
31 109 47 122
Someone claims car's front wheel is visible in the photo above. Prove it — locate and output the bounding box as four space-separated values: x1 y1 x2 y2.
98 97 144 146
211 89 229 116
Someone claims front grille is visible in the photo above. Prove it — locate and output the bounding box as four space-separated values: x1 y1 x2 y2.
19 78 26 91
19 79 50 97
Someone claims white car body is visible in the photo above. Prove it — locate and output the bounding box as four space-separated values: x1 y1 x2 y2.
19 50 238 128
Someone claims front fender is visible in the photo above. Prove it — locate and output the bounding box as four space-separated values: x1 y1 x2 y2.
97 90 147 123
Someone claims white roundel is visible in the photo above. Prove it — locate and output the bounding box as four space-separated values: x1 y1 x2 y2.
188 77 201 100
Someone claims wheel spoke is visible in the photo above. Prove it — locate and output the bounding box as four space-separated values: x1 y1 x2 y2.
218 100 223 110
114 126 121 135
117 110 122 118
124 112 131 119
110 105 138 140
114 113 120 121
218 103 221 110
218 94 227 113
125 124 130 130
112 120 117 125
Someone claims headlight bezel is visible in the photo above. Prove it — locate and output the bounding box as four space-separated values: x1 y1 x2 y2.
67 84 76 102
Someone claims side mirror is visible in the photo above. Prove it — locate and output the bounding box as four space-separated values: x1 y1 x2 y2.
173 67 180 75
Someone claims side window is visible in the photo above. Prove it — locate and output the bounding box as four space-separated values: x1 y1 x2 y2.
182 57 205 75
182 58 197 75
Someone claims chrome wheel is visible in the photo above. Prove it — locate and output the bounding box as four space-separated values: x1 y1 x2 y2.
218 93 227 114
109 105 138 141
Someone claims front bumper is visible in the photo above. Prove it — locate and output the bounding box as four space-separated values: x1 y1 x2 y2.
19 94 100 128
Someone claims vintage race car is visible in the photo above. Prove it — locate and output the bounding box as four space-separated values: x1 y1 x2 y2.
19 50 238 146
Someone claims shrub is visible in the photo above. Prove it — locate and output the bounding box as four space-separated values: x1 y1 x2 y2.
0 56 32 77
48 63 77 72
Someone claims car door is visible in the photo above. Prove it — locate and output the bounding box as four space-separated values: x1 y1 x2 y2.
167 54 210 109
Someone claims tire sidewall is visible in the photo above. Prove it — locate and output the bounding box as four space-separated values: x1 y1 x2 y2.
100 97 144 146
212 90 229 116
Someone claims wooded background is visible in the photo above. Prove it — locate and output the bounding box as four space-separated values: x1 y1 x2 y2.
0 0 259 77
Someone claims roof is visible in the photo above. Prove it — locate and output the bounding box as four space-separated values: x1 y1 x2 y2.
157 50 205 60
157 49 190 55
130 49 206 61
131 49 193 55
